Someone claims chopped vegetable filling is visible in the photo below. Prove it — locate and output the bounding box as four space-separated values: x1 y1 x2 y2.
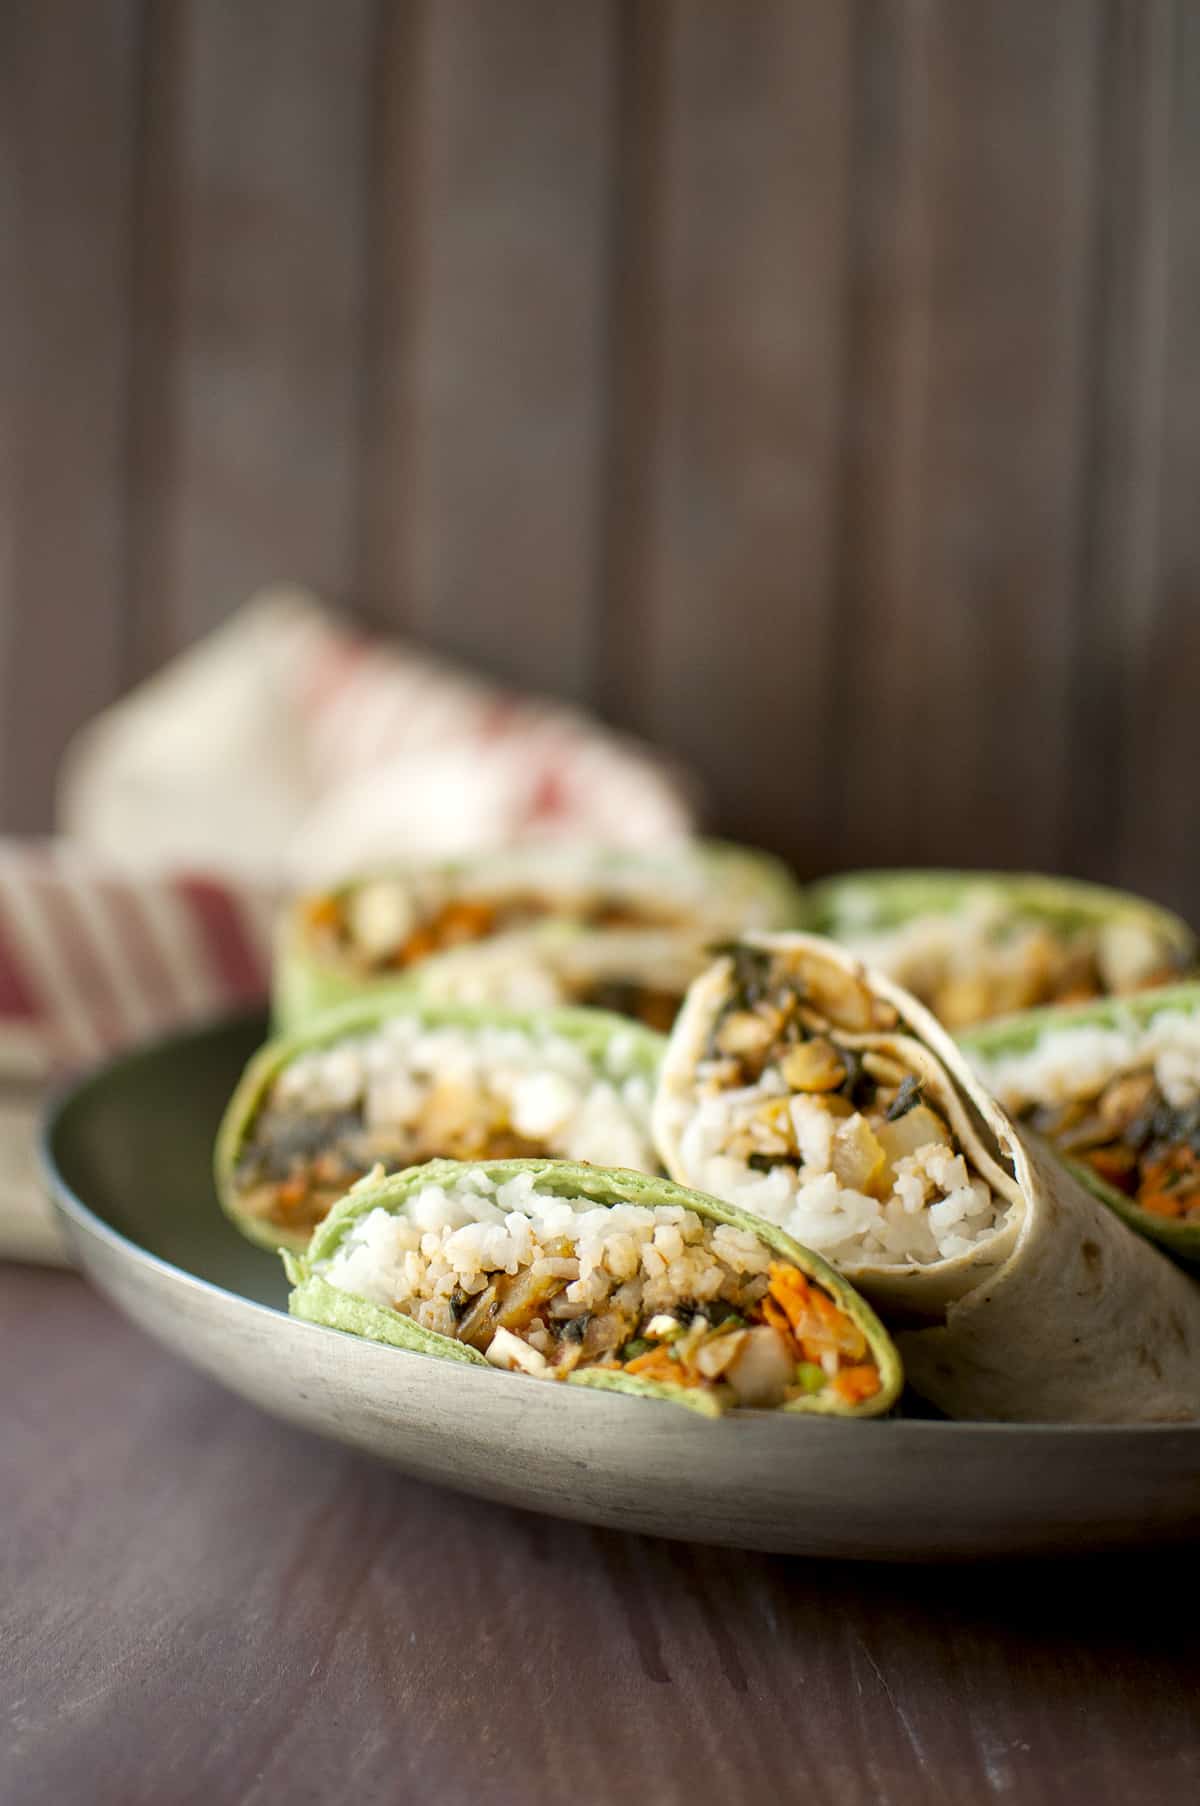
317 1168 881 1411
308 885 688 974
668 944 1009 1266
829 901 1185 1031
233 1018 658 1234
1028 1073 1200 1223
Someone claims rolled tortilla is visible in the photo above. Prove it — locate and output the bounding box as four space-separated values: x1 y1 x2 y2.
962 983 1200 1266
216 996 666 1254
654 932 1200 1422
809 869 1194 1031
273 839 807 1033
283 1157 903 1419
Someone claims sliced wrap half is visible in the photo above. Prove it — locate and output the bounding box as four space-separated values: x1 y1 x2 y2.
217 995 665 1253
809 869 1194 1032
963 983 1200 1266
273 839 807 1033
654 932 1200 1422
284 1157 902 1419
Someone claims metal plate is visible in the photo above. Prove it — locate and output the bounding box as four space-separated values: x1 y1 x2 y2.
39 1013 1200 1560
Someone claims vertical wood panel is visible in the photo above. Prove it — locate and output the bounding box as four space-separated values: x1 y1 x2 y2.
1 0 1200 918
1114 0 1200 916
1060 0 1169 889
361 0 617 702
830 0 935 870
0 0 139 830
131 0 372 670
603 0 855 868
836 0 1104 874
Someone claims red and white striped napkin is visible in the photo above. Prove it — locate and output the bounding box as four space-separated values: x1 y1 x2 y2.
8 587 695 1263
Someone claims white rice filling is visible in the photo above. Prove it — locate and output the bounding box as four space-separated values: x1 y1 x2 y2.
318 1167 775 1325
270 1016 657 1172
676 1071 1004 1268
973 1010 1200 1115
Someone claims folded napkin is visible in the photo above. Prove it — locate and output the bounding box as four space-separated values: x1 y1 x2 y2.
7 587 694 1263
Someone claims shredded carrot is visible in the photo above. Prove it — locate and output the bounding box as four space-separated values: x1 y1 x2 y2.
273 1178 309 1216
761 1295 800 1356
1082 1146 1137 1186
1138 1191 1185 1220
623 1348 703 1388
436 901 497 945
391 927 437 967
304 895 341 933
766 1264 867 1363
831 1365 881 1405
1136 1150 1200 1220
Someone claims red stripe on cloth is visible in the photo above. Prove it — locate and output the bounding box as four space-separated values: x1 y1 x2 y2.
28 875 134 1048
94 879 193 1026
475 699 521 741
0 895 45 1023
295 633 371 717
525 767 574 824
176 877 269 1003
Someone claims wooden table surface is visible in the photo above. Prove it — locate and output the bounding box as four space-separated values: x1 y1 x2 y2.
3 1264 1197 1806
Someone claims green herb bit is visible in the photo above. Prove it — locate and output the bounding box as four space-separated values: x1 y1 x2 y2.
795 1362 826 1394
622 1338 650 1362
886 1074 924 1121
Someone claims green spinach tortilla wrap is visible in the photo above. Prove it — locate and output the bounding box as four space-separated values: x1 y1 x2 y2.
273 839 806 1033
216 997 666 1253
283 1157 902 1418
963 984 1200 1266
653 933 1200 1422
809 869 1194 1032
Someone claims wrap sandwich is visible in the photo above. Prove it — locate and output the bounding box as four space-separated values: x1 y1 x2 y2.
273 839 806 1033
963 984 1200 1266
283 1157 902 1418
217 997 665 1253
809 869 1194 1031
653 933 1200 1422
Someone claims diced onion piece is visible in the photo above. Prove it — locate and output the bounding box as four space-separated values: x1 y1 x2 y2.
794 957 878 1032
779 1037 847 1093
716 1012 775 1056
875 1103 950 1168
346 881 415 959
831 1114 887 1196
724 1326 794 1408
485 1327 548 1375
694 1328 748 1380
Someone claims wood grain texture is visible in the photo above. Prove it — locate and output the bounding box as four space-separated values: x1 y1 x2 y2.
130 0 373 669
0 0 139 830
3 1264 1199 1806
2 1 1200 915
361 0 617 700
602 0 855 870
837 0 1103 875
1114 0 1200 917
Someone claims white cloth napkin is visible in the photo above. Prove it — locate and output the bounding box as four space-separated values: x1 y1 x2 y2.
6 587 694 1263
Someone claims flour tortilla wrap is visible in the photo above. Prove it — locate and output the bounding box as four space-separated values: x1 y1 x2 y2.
273 840 807 1033
283 1157 902 1419
216 995 666 1254
962 984 1200 1267
654 933 1200 1422
809 869 1194 1032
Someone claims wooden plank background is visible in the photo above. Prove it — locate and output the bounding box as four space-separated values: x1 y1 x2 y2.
1 0 1198 913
